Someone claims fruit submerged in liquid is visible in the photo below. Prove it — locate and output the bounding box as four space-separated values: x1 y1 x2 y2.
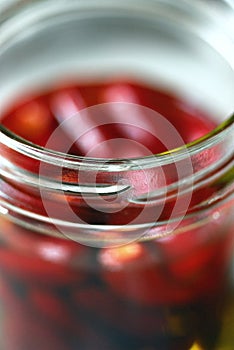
0 80 231 350
1 80 216 157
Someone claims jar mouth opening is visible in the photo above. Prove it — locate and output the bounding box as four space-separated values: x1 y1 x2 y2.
0 0 233 171
0 113 233 171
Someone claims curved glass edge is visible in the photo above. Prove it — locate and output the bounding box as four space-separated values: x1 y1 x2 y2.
0 113 233 171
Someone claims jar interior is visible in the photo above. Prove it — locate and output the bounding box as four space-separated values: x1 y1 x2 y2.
0 0 233 123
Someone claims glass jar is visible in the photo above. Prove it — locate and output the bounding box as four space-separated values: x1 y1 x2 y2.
0 1 233 349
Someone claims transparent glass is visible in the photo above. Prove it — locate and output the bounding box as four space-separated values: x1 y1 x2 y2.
0 1 233 349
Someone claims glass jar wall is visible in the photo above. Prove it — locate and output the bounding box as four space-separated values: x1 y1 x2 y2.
0 1 233 349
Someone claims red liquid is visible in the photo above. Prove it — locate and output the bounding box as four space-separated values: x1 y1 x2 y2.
0 81 233 349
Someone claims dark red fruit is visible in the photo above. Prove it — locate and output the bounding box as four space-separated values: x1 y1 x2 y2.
99 243 194 305
0 246 83 286
2 99 55 146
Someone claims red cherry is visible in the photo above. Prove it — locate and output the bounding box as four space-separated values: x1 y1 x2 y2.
1 216 87 263
156 231 201 262
49 87 111 157
0 245 83 286
155 223 231 298
99 243 194 305
99 82 168 155
2 98 55 146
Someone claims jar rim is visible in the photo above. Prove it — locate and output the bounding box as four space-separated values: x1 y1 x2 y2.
0 113 233 171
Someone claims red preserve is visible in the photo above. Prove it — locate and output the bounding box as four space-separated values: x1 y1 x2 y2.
0 79 233 350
